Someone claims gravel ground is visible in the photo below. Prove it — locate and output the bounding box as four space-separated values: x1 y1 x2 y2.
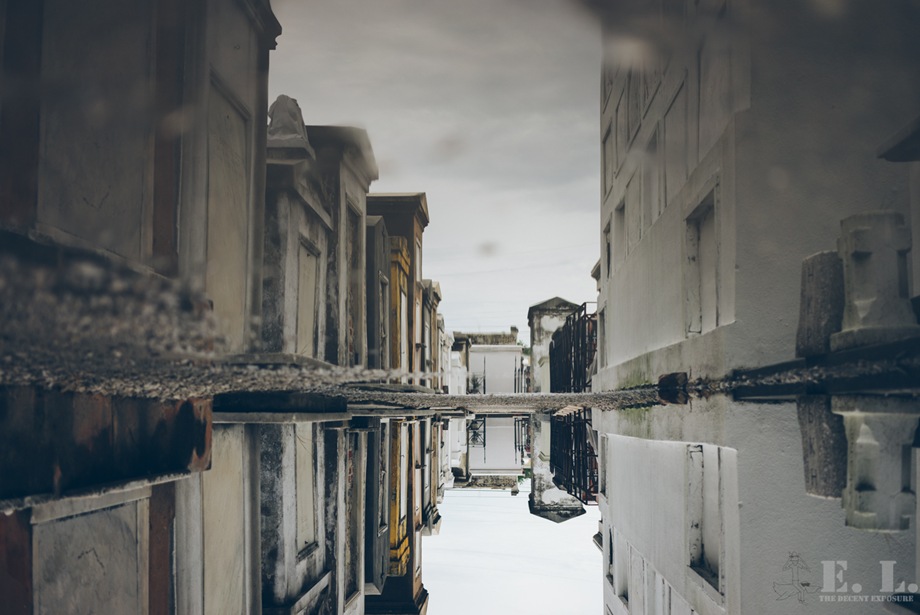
3 251 918 409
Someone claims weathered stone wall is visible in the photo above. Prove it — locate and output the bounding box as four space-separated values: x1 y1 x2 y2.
366 217 390 370
33 490 149 614
388 237 411 376
311 128 377 367
262 168 332 358
464 328 519 346
528 299 578 393
595 1 920 389
37 0 154 263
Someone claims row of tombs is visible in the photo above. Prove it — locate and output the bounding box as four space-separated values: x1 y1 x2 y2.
0 1 466 613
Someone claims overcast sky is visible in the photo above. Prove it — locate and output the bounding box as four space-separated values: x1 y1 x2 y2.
269 0 601 343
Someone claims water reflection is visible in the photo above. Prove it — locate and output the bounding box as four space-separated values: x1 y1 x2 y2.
425 487 602 615
541 389 920 614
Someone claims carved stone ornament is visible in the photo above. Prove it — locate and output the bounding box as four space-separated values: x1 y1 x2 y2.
267 94 315 161
830 210 920 351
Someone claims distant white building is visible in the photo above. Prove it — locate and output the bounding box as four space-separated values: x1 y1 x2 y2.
468 345 524 394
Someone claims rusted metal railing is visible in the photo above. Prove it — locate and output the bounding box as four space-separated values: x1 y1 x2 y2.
513 416 530 464
467 417 486 448
549 406 597 504
549 302 597 393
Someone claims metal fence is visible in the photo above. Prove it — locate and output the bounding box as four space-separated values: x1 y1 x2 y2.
467 417 486 447
549 406 597 504
513 416 530 464
549 302 597 393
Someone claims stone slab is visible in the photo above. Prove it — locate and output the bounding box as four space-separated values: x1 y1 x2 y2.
795 251 844 357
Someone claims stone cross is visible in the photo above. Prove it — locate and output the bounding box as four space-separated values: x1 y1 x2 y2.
830 210 920 351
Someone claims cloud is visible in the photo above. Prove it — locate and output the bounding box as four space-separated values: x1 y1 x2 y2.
270 0 602 339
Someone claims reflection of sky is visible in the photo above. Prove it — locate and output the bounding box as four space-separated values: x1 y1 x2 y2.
269 0 601 341
423 489 602 614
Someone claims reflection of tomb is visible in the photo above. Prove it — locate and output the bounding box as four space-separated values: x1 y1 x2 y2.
796 395 847 499
528 411 585 523
832 396 918 532
549 406 598 505
594 392 918 615
467 416 528 476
